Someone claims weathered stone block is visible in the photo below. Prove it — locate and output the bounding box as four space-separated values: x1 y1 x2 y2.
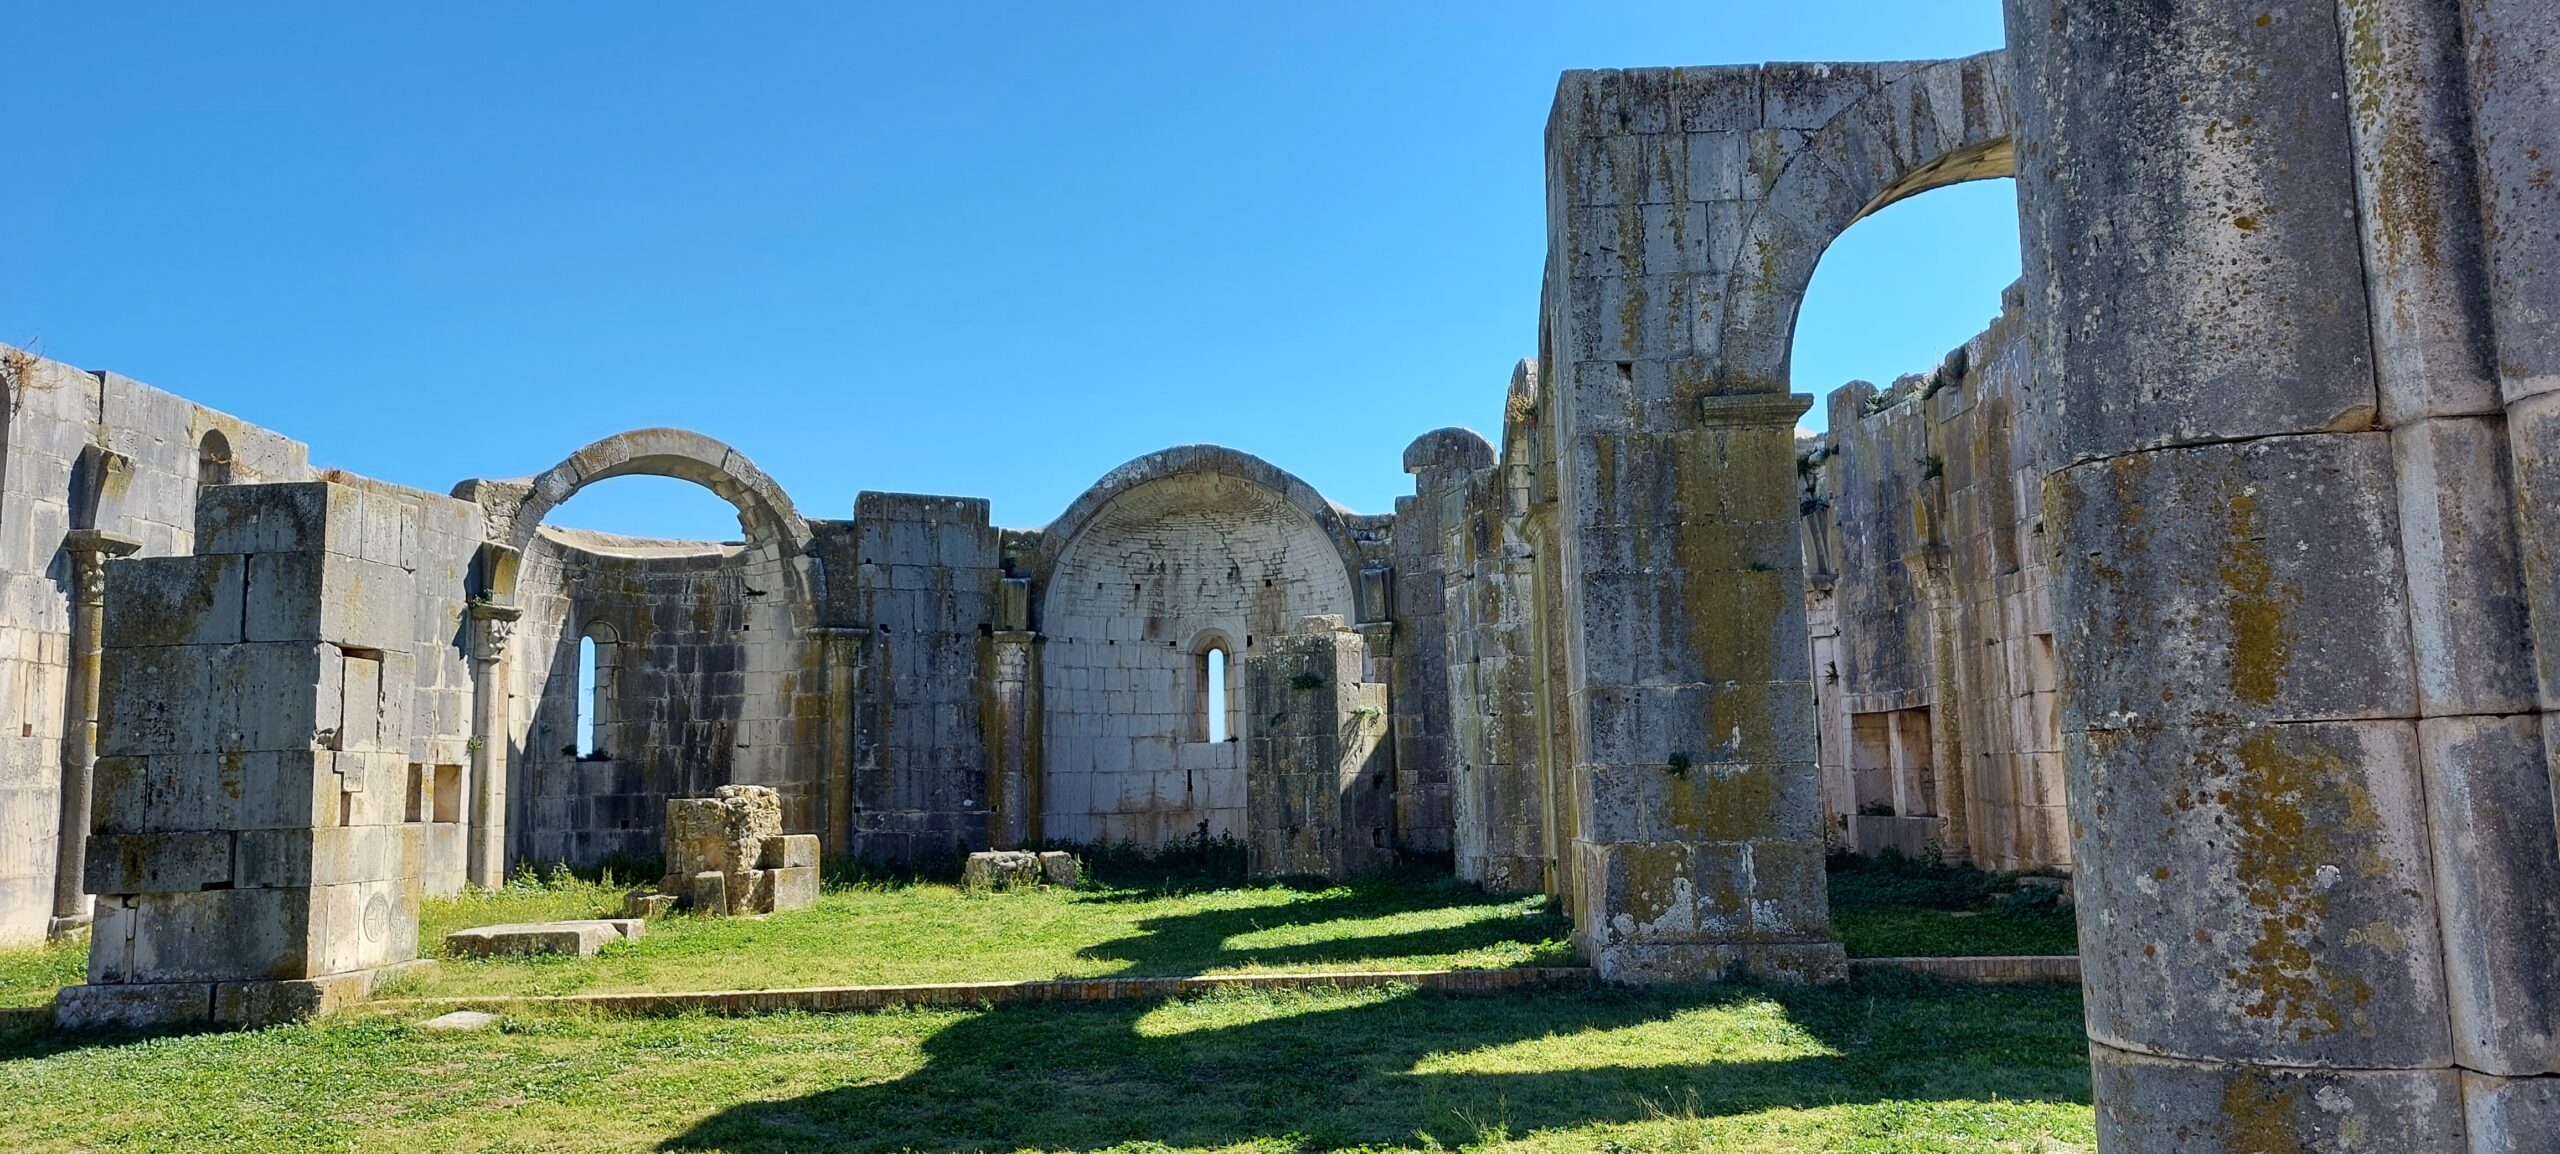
2045 435 2417 730
53 981 214 1031
687 870 727 917
2066 720 2447 1067
1037 851 1078 888
2418 714 2560 1076
101 555 244 649
765 866 818 912
211 972 372 1026
665 785 783 915
2465 1071 2560 1154
83 831 234 894
757 833 818 870
624 891 679 919
444 920 638 959
961 851 1043 891
91 888 314 984
2393 416 2539 715
2089 1044 2463 1153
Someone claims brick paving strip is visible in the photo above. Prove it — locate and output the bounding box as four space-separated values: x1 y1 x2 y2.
362 956 2082 1020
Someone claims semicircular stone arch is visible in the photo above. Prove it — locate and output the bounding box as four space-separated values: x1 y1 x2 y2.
1036 446 1359 847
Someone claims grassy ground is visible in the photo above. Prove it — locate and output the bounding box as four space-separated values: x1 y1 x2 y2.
1824 853 2081 959
0 975 2094 1152
0 938 83 1010
384 866 1576 1000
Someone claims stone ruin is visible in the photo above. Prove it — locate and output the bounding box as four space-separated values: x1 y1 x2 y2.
4 2 2558 1148
636 784 816 917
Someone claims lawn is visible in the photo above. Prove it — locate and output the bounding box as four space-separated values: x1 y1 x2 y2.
382 867 1576 1001
0 976 2095 1152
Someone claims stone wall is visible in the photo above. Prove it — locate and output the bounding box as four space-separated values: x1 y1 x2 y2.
508 527 821 871
0 346 308 945
1800 283 2066 871
839 492 1003 867
1238 616 1393 879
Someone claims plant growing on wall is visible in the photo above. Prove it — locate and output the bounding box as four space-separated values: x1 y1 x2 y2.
1289 672 1325 692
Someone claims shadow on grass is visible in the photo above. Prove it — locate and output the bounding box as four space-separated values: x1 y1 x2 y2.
659 973 2090 1153
1073 873 1571 977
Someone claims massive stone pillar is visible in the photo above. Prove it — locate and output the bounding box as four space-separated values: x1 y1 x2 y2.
813 624 867 858
47 529 138 937
2008 0 2559 1147
465 601 519 891
59 481 428 1029
1240 615 1393 879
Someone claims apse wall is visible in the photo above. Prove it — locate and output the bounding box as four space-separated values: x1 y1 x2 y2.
1040 470 1356 846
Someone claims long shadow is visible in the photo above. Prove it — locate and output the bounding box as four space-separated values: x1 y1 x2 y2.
659 973 2090 1153
1064 871 1566 978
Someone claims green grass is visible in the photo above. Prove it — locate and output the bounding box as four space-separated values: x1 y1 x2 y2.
0 939 85 1010
384 866 1577 1001
1825 853 2081 960
0 976 2094 1152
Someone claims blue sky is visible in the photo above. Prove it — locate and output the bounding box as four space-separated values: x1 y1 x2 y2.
4 2 2017 541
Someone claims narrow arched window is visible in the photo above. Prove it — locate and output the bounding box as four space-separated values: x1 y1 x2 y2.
577 621 620 759
1205 646 1228 743
198 429 233 488
577 635 599 756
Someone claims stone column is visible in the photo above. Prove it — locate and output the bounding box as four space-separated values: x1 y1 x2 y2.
47 528 139 937
812 625 868 859
465 601 520 891
2008 1 2468 1146
981 577 1041 849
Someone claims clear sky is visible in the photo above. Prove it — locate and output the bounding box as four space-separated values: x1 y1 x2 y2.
4 2 2018 541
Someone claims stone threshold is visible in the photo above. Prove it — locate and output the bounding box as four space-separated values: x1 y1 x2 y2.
1849 955 2081 983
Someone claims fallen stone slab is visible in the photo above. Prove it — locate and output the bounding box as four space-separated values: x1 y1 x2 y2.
962 850 1044 891
417 1009 500 1031
445 919 644 959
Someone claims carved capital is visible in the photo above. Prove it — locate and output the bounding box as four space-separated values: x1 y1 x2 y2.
63 529 141 605
467 601 524 663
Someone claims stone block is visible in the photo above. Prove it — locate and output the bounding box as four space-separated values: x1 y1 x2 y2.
2067 719 2447 1067
101 555 244 648
961 850 1043 891
2393 416 2539 714
687 870 727 917
757 833 818 869
1037 851 1078 888
53 981 215 1031
212 971 372 1026
2045 435 2416 730
443 920 633 959
2418 714 2560 1076
2465 1071 2560 1154
83 831 234 894
666 785 783 914
2089 1044 2463 1154
766 865 818 912
624 891 679 919
91 888 315 984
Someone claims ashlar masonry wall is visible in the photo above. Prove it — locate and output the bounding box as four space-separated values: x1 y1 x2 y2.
1801 283 2067 872
0 346 308 945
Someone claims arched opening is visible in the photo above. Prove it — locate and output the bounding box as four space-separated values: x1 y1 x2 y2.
1789 175 2062 873
197 429 233 489
537 473 754 544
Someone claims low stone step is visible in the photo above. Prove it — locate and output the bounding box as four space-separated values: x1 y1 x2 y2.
445 919 644 959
